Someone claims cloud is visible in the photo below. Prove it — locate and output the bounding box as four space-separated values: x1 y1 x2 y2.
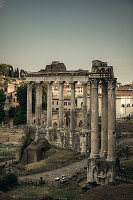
0 0 6 8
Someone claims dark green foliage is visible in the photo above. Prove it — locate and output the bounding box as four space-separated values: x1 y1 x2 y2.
0 109 5 123
0 89 6 108
65 111 70 126
13 106 26 125
0 173 18 191
0 64 19 78
14 68 19 78
32 82 47 112
19 130 31 161
13 83 27 124
17 83 27 112
10 82 47 125
31 83 35 113
117 145 130 159
42 83 47 110
8 106 16 119
0 64 9 76
41 139 50 153
0 89 6 123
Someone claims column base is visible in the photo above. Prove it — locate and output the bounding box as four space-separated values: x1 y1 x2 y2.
46 126 53 130
106 156 116 162
70 129 75 134
100 150 107 158
87 157 116 185
81 128 89 133
90 153 100 159
57 127 64 131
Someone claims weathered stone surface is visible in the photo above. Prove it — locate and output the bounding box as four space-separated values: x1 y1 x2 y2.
87 158 116 185
21 139 50 165
40 61 66 73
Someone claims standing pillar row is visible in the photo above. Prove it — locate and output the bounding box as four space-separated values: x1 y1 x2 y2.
70 82 76 130
82 82 88 131
27 82 32 124
90 79 99 159
47 81 53 128
59 82 64 129
100 80 108 157
89 78 116 160
107 79 116 161
35 82 42 125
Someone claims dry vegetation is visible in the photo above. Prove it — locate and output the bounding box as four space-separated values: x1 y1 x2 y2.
73 184 133 200
11 145 86 176
0 127 24 158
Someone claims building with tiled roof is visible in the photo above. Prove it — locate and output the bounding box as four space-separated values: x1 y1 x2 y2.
116 82 133 118
52 82 133 119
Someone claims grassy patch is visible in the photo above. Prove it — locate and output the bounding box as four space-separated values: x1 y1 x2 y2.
49 183 83 200
120 158 133 179
0 151 14 156
7 182 83 200
21 145 86 175
7 185 49 199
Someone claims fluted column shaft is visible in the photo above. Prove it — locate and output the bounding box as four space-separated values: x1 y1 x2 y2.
70 82 76 130
82 83 88 130
59 82 64 128
47 82 53 128
90 79 99 158
107 79 116 161
100 80 108 157
35 83 42 125
27 82 32 124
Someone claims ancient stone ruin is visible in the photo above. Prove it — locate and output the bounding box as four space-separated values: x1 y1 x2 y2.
26 60 117 185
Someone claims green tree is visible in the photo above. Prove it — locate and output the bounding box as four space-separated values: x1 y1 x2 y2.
19 129 31 161
14 83 47 124
17 83 27 112
42 83 47 110
0 89 6 123
0 173 18 191
8 106 16 119
0 64 9 76
9 66 13 77
13 106 27 125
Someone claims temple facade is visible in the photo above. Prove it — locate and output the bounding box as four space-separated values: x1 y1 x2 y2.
26 60 117 185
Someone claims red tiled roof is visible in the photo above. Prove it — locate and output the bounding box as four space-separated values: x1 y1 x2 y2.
115 90 133 96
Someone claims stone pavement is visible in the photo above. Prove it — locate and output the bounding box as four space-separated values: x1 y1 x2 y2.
19 158 88 182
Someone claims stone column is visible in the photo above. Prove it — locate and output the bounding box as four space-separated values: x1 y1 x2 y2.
82 82 88 130
59 82 64 129
27 82 32 124
47 82 53 128
90 79 99 158
100 80 108 157
70 82 76 130
35 82 42 125
107 79 116 161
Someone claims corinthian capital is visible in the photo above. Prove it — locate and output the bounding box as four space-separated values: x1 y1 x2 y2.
108 79 117 90
90 79 99 89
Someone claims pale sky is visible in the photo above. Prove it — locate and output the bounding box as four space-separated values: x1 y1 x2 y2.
0 0 133 84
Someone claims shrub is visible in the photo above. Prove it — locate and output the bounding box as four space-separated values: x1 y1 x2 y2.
19 131 31 161
0 173 18 191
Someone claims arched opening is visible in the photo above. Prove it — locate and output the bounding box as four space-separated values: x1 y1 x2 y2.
79 120 82 127
53 122 57 127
